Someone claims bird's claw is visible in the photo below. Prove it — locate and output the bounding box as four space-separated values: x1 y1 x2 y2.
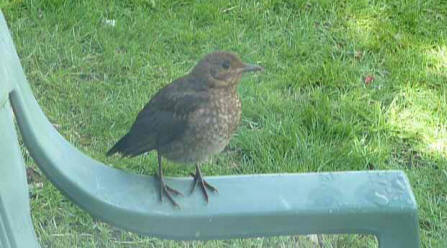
190 171 218 203
159 177 183 208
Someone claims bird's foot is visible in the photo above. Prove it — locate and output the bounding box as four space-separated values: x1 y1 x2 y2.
189 168 218 203
158 177 183 208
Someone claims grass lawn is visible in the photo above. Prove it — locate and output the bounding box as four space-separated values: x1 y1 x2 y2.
2 0 447 247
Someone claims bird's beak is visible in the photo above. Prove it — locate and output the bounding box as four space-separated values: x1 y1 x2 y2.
241 63 264 73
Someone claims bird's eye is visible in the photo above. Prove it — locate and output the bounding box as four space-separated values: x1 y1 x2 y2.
222 60 230 69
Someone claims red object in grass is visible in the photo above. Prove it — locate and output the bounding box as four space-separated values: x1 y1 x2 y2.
364 75 375 85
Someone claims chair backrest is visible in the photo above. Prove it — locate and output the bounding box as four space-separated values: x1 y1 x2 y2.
0 10 420 247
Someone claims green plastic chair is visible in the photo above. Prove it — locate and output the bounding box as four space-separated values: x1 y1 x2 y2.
0 11 420 248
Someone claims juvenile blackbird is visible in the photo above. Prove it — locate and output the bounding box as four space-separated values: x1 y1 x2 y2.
107 51 263 207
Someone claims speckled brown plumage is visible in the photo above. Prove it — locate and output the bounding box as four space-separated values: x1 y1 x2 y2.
107 51 263 207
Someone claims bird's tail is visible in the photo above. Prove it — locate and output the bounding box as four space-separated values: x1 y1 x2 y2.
106 134 129 157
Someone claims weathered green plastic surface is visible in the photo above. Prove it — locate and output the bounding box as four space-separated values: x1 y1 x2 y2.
0 12 40 247
0 10 420 247
0 104 40 248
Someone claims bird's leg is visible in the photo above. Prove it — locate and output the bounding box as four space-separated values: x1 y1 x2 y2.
157 151 182 207
190 164 218 202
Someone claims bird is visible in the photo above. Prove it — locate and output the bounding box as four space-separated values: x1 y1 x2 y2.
106 51 263 207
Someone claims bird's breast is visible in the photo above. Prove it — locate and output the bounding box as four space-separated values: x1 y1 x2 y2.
208 90 242 137
190 91 241 139
159 90 241 164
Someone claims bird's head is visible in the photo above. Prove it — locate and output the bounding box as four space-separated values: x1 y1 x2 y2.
191 51 263 88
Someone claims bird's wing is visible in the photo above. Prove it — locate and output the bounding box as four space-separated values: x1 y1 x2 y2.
109 78 209 157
